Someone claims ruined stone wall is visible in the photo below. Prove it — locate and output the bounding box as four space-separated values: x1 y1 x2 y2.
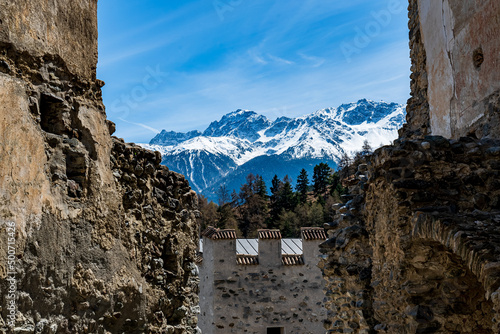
321 1 500 332
0 0 98 81
199 229 327 334
0 1 200 333
365 136 500 333
404 0 500 139
401 0 429 138
321 136 500 333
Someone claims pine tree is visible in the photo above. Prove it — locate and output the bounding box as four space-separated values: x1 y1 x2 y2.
219 203 239 232
280 178 297 212
313 163 331 195
278 210 299 238
361 140 372 155
270 174 281 196
255 175 267 198
269 174 282 228
296 168 309 204
216 184 230 206
237 173 268 237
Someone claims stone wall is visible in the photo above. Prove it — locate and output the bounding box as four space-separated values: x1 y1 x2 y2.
0 0 98 81
199 228 327 334
321 1 500 332
321 136 500 333
0 0 200 333
401 0 429 138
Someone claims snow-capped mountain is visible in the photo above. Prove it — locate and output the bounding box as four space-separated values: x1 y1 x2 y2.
142 99 406 200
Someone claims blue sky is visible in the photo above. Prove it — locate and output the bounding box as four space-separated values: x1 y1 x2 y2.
98 0 411 143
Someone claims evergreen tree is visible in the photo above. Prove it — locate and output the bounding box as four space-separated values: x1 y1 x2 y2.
330 171 340 190
237 173 268 237
278 210 299 238
255 175 268 198
313 163 331 195
308 202 325 227
216 184 230 206
235 192 267 237
270 174 281 197
296 169 309 204
210 166 346 238
361 140 372 156
269 175 283 229
219 203 239 232
239 173 257 203
280 177 297 212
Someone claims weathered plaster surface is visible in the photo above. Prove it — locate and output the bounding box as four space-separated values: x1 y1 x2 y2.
418 0 500 138
0 0 98 80
199 236 327 334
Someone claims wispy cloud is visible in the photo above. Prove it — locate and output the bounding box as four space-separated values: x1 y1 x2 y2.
298 53 325 67
99 38 175 67
118 118 160 134
267 54 294 65
248 49 268 65
99 0 410 143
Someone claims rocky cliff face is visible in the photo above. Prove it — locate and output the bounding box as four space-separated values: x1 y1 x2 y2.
0 1 200 333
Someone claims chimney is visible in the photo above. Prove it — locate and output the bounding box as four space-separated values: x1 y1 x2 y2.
258 229 282 267
201 226 237 270
301 227 327 263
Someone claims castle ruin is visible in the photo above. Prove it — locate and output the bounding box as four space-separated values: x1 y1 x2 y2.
320 0 500 333
0 0 499 333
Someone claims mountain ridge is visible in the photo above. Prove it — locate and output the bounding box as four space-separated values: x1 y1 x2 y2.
143 99 406 200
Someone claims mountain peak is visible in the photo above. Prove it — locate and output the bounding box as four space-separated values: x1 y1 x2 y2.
203 109 271 142
226 109 256 117
145 100 406 199
149 129 202 146
336 99 401 126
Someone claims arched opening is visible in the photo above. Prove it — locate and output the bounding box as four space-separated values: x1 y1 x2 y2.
403 240 494 333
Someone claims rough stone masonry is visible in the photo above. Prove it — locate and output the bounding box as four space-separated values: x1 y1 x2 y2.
321 0 500 333
198 227 328 334
0 1 200 333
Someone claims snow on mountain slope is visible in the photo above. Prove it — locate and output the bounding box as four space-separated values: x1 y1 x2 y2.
144 136 253 165
202 109 271 142
140 99 406 198
150 129 202 146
